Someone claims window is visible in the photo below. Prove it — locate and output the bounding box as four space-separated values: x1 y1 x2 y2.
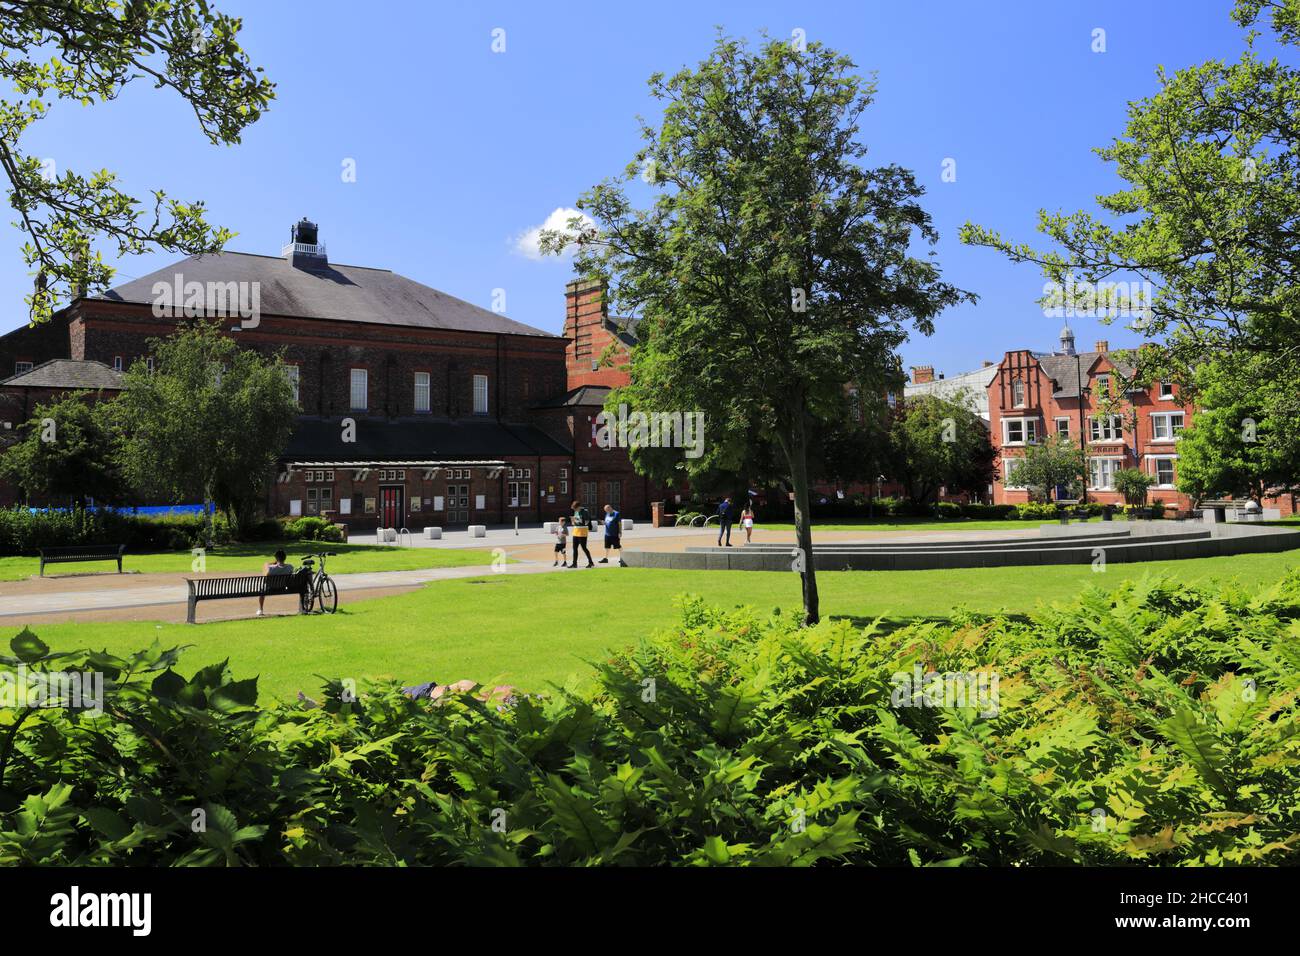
1054 416 1071 438
1159 380 1174 400
582 480 599 511
473 374 488 415
1011 377 1026 408
1089 415 1123 442
559 467 568 496
13 361 32 375
1153 457 1176 487
507 481 531 507
414 372 430 413
1151 412 1185 440
1002 417 1039 445
306 487 318 514
886 392 897 409
146 357 155 374
1089 457 1122 490
350 368 368 411
1003 458 1026 488
285 365 300 404
607 481 622 508
1095 374 1111 397
112 356 123 372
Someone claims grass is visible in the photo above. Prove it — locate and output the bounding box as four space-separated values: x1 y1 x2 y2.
21 547 1300 703
0 541 499 581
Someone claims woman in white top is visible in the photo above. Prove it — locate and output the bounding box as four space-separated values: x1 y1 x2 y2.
740 505 755 543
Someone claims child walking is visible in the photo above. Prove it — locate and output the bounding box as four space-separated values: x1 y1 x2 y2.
552 516 569 567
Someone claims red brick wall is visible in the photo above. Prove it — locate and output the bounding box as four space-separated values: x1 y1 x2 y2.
564 279 632 389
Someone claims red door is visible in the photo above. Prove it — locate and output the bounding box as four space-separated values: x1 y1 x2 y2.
380 486 403 528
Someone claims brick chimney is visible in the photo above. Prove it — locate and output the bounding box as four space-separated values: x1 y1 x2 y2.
564 279 630 389
911 365 935 384
1095 340 1109 353
982 360 994 368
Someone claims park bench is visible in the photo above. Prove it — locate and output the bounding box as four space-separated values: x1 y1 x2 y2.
38 544 126 576
185 569 310 624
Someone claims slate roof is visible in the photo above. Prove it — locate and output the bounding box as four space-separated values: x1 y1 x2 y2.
97 251 556 338
1039 351 1135 398
530 384 612 409
0 359 125 390
281 418 571 463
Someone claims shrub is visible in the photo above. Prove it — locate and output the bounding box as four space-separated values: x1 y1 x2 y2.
5 573 1300 866
283 516 344 542
0 507 231 556
1013 502 1060 520
1113 467 1155 505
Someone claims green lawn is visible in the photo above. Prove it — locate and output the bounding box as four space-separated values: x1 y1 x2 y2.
0 541 499 581
20 547 1300 703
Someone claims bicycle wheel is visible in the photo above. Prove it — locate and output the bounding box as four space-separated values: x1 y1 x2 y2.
316 575 338 613
299 585 314 614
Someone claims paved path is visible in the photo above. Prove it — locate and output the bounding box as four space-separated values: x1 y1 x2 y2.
0 559 624 620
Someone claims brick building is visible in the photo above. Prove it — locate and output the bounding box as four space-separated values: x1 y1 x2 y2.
0 220 667 527
988 325 1292 513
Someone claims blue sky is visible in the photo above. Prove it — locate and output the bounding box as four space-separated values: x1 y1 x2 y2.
1 0 1262 375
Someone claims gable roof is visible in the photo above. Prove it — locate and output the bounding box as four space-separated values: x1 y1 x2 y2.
97 251 556 338
1038 351 1135 398
0 359 125 390
281 418 571 462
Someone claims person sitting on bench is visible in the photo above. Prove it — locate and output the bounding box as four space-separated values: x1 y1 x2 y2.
257 549 295 616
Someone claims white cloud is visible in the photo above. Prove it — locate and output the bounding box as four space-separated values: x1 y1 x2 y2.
513 207 595 261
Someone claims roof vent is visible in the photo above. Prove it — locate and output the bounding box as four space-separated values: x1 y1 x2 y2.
283 218 327 267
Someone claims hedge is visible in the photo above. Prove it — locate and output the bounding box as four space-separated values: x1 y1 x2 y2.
3 572 1299 865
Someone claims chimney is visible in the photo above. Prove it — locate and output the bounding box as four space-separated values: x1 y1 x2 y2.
982 360 994 368
911 365 935 384
1095 340 1109 353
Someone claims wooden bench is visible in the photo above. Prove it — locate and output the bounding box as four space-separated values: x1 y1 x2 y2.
185 569 310 624
38 544 126 576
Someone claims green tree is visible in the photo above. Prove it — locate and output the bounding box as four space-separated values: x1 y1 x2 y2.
885 393 994 506
1176 355 1300 504
111 321 296 538
1011 434 1086 504
544 35 971 622
1 1 274 322
961 0 1300 390
0 395 125 507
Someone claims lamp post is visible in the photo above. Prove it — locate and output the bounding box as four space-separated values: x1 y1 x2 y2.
1076 352 1089 505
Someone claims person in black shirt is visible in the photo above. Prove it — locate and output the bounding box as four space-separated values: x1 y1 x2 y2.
717 496 734 546
570 501 594 568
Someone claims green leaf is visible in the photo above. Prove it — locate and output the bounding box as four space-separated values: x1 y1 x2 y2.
10 628 49 663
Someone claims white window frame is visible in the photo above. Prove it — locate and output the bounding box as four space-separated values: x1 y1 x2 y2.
112 356 123 372
1011 377 1026 408
350 368 368 411
1003 457 1026 488
1089 415 1123 443
507 480 531 508
414 371 431 413
1150 411 1185 441
13 361 32 375
285 364 300 404
1159 380 1174 400
1054 416 1071 437
1151 456 1177 488
1002 416 1039 446
1089 456 1123 490
473 374 488 415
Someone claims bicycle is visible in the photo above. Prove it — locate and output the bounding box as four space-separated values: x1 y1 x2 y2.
299 552 338 614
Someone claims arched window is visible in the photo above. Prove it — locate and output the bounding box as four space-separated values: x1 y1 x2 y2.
1011 377 1026 408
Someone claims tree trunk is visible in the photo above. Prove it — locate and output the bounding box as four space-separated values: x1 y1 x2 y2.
779 414 820 625
203 485 215 548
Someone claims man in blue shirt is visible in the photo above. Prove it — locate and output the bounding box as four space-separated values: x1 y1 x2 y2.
599 503 622 564
717 496 733 546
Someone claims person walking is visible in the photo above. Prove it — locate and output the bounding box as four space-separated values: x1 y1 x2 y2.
717 496 734 547
569 500 594 568
599 503 622 564
552 516 569 567
740 504 756 544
